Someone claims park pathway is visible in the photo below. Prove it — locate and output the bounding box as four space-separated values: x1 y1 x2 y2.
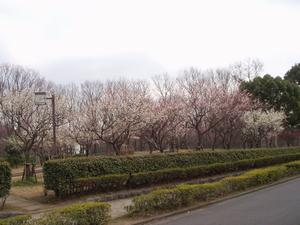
5 170 242 219
6 194 131 218
6 195 58 214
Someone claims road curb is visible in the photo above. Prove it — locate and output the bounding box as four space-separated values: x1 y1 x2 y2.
130 174 300 225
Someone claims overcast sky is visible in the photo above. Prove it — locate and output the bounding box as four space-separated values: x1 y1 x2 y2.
0 0 299 83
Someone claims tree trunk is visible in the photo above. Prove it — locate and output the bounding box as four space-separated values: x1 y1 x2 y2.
149 144 153 154
211 132 217 150
158 141 164 153
85 143 92 156
196 129 203 150
22 151 32 181
0 196 7 210
112 143 121 155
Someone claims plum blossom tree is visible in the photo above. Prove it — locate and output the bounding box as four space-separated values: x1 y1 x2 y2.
28 84 75 161
208 68 254 149
209 90 254 149
52 84 87 156
0 64 48 154
140 74 185 153
0 61 290 158
0 88 52 179
178 68 229 149
242 109 285 148
0 64 72 177
81 80 150 155
0 64 47 97
66 96 96 156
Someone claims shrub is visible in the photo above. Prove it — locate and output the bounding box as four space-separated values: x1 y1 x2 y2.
4 142 23 168
29 202 110 225
127 168 187 188
285 160 300 174
285 160 300 168
66 153 300 196
0 202 110 225
0 161 11 209
74 174 129 194
43 147 300 196
53 202 110 225
128 163 300 214
127 153 300 188
0 215 31 225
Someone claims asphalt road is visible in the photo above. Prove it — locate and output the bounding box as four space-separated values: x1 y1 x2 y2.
151 177 300 225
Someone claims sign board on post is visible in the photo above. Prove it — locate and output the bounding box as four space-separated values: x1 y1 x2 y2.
34 92 47 105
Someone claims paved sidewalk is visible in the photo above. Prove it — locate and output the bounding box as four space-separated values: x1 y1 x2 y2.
6 194 131 219
110 198 132 218
6 195 57 214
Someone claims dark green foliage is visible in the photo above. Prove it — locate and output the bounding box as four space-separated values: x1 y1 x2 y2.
285 63 300 85
45 148 300 196
75 174 130 193
127 168 187 188
240 75 300 127
0 161 11 199
128 162 300 214
0 215 31 225
4 143 23 168
80 153 300 191
126 153 300 188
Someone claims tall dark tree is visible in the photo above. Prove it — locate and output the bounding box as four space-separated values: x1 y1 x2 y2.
284 63 300 85
240 74 300 127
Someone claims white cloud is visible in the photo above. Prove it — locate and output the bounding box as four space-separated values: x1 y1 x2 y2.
0 0 299 83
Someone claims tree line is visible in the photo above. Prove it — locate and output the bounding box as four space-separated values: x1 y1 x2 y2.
0 60 299 165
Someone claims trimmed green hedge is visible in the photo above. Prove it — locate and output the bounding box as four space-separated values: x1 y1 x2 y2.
285 161 300 171
36 202 111 225
75 174 130 193
0 202 110 225
128 161 300 214
0 161 11 201
44 148 300 196
126 153 300 188
0 215 31 225
68 153 300 196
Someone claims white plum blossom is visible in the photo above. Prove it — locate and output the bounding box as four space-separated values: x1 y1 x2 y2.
242 109 285 147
